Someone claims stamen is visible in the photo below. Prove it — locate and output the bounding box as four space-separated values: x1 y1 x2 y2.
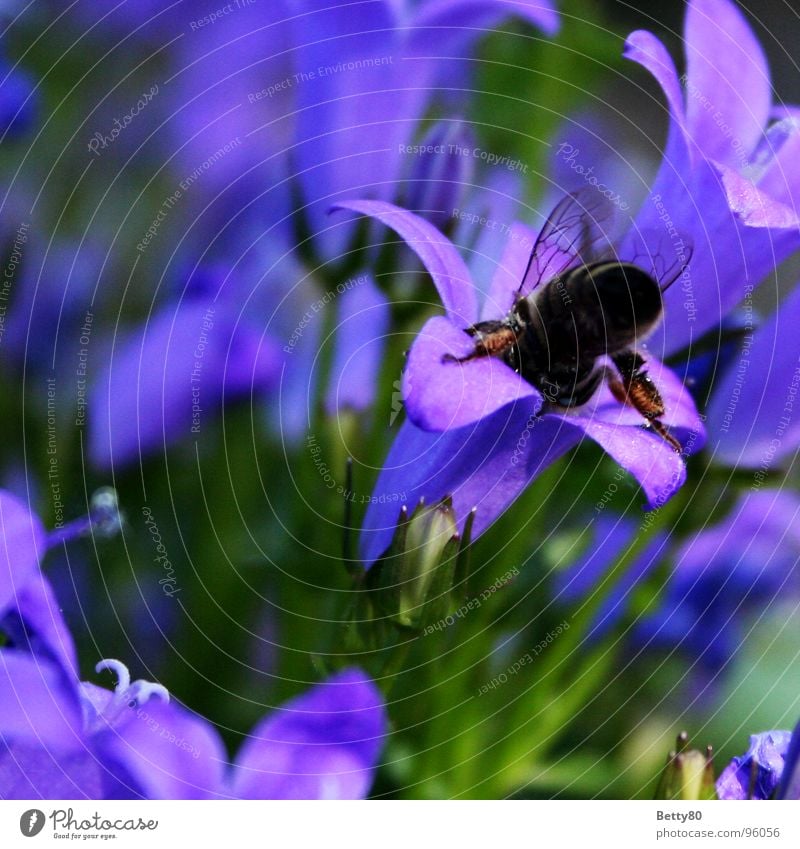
95 658 131 694
88 658 170 732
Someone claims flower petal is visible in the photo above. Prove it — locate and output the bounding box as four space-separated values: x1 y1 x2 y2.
717 731 792 800
0 491 46 615
4 574 79 680
481 222 538 321
406 0 559 45
707 283 800 467
623 29 690 167
90 298 279 469
684 0 770 168
0 651 83 748
324 274 390 415
574 417 687 510
717 161 800 228
96 699 228 800
360 404 574 566
229 668 387 800
0 651 93 799
333 199 478 326
403 316 542 431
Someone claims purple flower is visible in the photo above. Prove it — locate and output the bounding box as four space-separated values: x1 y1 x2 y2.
636 489 800 672
622 0 800 358
706 282 800 468
778 719 800 800
334 199 705 564
557 490 800 675
0 49 37 138
89 291 281 468
716 730 793 800
80 0 559 466
0 491 388 799
1 650 387 799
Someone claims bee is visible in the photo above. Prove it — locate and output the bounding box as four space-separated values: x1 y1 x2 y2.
444 190 692 451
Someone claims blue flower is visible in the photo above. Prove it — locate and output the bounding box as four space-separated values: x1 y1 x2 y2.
637 489 800 673
716 730 793 800
557 490 800 676
79 0 559 466
1 648 387 799
0 491 388 799
335 198 705 565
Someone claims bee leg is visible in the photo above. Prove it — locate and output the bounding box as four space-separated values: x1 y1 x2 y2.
609 352 682 453
442 322 519 365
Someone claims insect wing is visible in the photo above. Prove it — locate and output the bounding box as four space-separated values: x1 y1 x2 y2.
622 228 694 292
518 188 618 297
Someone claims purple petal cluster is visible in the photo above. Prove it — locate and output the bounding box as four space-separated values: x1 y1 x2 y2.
74 0 558 465
716 730 793 800
0 490 388 800
336 200 705 565
557 489 800 674
636 489 800 672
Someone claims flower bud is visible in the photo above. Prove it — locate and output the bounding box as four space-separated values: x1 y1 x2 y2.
655 733 716 800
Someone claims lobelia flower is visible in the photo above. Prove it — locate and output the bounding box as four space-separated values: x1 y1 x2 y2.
778 719 800 800
716 730 794 800
0 492 388 799
83 0 559 467
343 0 800 565
634 489 800 675
551 0 800 440
0 488 125 678
620 0 800 359
1 648 388 799
706 282 800 469
334 197 706 565
555 490 800 677
0 47 37 138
